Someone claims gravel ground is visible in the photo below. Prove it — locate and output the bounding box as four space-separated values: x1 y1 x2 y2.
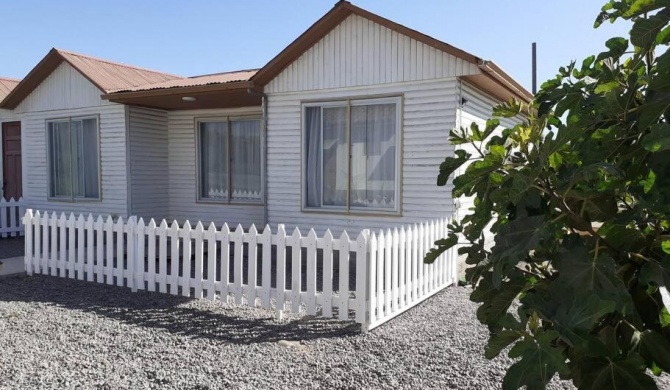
1 276 668 390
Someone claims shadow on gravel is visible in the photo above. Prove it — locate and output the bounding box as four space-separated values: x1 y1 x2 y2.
0 275 360 344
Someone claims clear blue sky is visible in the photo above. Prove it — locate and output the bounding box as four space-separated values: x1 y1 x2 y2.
1 0 631 91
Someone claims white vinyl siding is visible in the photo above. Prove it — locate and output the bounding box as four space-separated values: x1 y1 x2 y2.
17 62 129 217
128 106 169 220
167 107 264 228
265 14 480 94
15 63 106 113
266 79 459 235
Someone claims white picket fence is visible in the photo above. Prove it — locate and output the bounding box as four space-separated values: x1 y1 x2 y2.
1 197 25 238
22 210 457 332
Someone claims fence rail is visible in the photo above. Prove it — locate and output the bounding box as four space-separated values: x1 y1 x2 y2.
1 197 25 238
22 210 457 332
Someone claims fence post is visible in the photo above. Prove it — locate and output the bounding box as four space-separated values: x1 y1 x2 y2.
357 229 370 333
127 216 138 292
23 209 33 275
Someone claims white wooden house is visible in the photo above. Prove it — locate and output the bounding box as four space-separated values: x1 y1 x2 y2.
0 1 531 236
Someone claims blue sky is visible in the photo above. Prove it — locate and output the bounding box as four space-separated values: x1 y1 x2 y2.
1 1 631 91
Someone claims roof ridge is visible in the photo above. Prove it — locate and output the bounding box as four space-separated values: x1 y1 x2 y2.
54 48 184 79
189 68 260 78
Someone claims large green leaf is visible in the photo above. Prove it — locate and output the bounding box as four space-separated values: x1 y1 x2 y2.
630 10 670 49
437 149 470 186
574 355 658 389
638 330 670 372
552 295 615 356
641 123 670 152
485 330 522 359
471 270 528 326
502 331 570 390
555 240 633 314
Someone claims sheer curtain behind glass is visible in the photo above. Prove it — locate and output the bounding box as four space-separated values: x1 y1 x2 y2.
305 107 322 207
350 103 396 209
48 118 99 199
49 121 72 197
322 107 348 207
230 120 261 201
199 122 228 199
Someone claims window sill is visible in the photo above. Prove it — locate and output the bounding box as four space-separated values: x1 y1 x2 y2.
301 207 402 218
196 199 264 206
47 197 102 203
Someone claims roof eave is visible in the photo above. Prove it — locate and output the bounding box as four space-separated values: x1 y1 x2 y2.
102 80 255 101
476 61 534 104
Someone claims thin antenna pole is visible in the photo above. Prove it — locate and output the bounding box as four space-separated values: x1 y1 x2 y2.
532 42 537 94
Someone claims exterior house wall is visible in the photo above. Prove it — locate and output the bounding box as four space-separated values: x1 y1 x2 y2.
167 107 264 227
15 62 129 217
128 106 169 220
0 109 21 200
264 14 481 235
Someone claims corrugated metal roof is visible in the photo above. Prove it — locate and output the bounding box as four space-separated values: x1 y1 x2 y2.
0 77 20 101
57 49 182 93
111 69 258 93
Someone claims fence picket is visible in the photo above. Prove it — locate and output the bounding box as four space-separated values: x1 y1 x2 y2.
306 229 317 316
368 232 378 324
205 222 217 301
157 220 168 293
275 225 287 315
322 230 334 317
338 231 350 321
85 215 94 282
33 211 41 274
49 213 58 276
58 213 66 278
168 221 180 295
135 218 146 292
126 217 136 290
95 216 104 283
24 210 34 275
232 224 244 305
260 225 272 309
247 225 258 307
219 224 231 304
193 222 204 299
181 221 192 297
41 212 50 274
105 216 114 285
290 227 302 313
67 214 76 279
391 228 399 312
355 230 369 326
147 219 157 292
398 227 406 309
376 230 385 318
115 217 125 287
384 228 392 315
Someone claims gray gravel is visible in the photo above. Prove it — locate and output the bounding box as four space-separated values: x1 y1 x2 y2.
1 275 668 390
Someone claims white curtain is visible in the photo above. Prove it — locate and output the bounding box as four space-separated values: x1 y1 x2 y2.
48 118 100 199
350 103 396 209
200 122 228 199
322 107 348 207
305 107 322 207
49 121 72 197
230 119 261 201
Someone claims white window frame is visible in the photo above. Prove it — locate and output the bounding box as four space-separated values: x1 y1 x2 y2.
301 96 402 215
195 116 264 205
46 115 101 202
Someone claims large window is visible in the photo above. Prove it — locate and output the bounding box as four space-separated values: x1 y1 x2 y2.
198 118 262 203
47 116 100 200
303 97 400 213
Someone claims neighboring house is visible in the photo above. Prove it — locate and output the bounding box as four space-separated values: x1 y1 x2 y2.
0 76 22 201
0 1 531 236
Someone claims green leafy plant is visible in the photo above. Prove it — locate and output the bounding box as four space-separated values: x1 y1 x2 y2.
429 1 670 388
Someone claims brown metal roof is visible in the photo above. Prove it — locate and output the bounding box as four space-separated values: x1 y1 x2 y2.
0 48 182 109
0 77 20 101
251 0 533 104
112 69 258 93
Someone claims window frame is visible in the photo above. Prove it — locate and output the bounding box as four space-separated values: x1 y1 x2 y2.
45 115 101 202
301 96 402 216
195 115 264 205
